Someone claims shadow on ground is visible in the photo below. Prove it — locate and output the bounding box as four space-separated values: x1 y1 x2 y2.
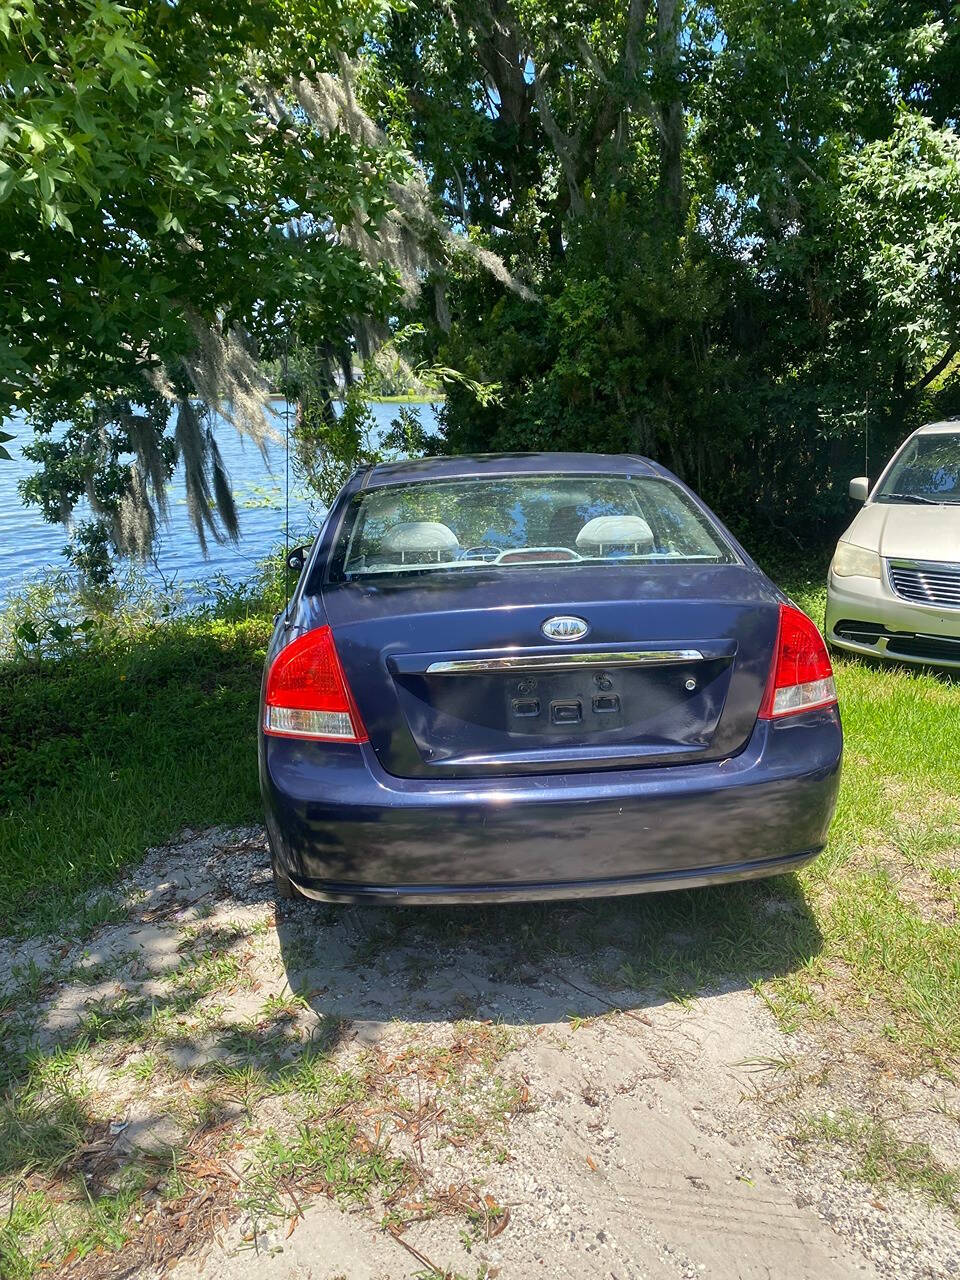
1 837 823 1113
276 867 822 1033
0 830 825 1277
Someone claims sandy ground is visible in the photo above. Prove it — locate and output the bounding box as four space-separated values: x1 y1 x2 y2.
3 827 958 1280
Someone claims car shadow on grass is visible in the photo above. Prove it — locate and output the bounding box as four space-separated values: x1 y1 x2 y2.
275 869 823 1031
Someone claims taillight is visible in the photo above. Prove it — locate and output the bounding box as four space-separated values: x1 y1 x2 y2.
263 626 367 742
758 604 838 719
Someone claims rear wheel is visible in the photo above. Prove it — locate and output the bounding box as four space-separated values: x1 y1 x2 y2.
268 838 298 901
272 862 297 901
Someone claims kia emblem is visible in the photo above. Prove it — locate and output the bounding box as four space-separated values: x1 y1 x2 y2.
542 615 589 642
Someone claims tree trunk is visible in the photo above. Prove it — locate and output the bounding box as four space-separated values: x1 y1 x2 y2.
655 0 685 228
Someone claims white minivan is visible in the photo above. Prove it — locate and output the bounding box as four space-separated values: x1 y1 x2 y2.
825 421 960 668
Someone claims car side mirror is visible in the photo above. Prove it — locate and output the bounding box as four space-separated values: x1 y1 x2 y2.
848 477 869 503
286 544 308 575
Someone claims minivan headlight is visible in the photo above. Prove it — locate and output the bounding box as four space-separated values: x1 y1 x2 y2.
831 540 882 579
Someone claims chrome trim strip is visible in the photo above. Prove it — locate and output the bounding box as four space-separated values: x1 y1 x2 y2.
425 649 705 674
887 557 960 571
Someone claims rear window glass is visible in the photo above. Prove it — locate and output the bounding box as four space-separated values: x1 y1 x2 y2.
330 474 736 579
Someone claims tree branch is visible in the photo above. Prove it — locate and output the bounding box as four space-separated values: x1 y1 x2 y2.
531 61 585 216
533 0 653 220
623 0 651 78
909 343 959 396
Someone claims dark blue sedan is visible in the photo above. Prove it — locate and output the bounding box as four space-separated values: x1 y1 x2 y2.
259 453 842 904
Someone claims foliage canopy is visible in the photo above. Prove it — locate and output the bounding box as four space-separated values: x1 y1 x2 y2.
3 0 960 562
0 0 407 572
368 0 960 540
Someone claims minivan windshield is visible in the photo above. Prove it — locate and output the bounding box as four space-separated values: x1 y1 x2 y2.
332 474 736 579
876 432 960 504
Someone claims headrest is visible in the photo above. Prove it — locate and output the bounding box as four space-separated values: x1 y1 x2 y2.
381 521 460 553
575 515 654 551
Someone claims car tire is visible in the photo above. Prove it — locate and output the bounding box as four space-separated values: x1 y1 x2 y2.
269 844 298 901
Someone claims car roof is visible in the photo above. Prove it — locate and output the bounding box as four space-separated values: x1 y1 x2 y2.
914 420 960 436
359 452 664 488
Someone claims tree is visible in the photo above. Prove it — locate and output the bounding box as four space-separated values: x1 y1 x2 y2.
364 0 960 542
7 0 960 563
1 0 409 571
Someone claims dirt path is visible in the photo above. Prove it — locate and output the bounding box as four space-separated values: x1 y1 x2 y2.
2 828 957 1279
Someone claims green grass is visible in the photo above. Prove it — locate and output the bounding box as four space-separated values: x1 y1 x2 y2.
795 1109 960 1212
773 576 960 1063
241 1119 408 1219
0 603 272 935
0 1191 53 1280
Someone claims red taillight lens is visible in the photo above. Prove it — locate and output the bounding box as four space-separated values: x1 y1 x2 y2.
263 626 367 742
758 603 838 719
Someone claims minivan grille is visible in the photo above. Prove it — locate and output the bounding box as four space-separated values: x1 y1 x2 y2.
888 560 960 610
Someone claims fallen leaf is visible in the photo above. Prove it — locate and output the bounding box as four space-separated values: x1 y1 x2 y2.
489 1205 511 1238
286 1216 298 1238
586 1155 598 1172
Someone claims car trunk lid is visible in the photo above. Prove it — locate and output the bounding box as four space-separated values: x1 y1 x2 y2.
316 564 780 779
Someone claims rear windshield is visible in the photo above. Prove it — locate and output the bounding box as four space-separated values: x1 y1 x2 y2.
330 474 736 579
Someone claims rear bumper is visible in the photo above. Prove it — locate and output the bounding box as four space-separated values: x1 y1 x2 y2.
260 708 842 904
288 849 820 904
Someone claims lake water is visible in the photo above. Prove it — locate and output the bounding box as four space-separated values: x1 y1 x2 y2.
0 401 441 605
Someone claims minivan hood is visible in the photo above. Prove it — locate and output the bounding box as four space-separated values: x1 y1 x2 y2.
844 502 960 561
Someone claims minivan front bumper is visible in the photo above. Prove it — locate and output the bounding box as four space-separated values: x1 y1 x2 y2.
260 709 842 904
826 570 960 668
